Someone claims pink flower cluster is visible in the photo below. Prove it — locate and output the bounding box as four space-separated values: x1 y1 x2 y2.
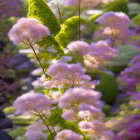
66 0 100 7
57 87 114 139
25 120 47 140
66 0 113 7
79 120 114 139
13 92 52 115
96 11 131 46
67 41 90 55
55 129 83 140
8 10 121 139
59 87 102 109
115 114 140 140
67 40 118 69
44 62 97 88
8 18 49 45
118 53 140 94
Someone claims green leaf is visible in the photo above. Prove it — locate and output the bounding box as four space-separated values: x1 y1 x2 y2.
36 36 64 70
27 0 60 35
55 16 87 48
46 132 55 140
47 108 88 139
38 35 64 54
102 0 128 14
48 108 64 126
132 13 140 25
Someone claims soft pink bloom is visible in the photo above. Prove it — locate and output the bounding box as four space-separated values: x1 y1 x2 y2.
102 0 114 4
90 40 118 60
13 92 52 115
96 11 131 46
51 91 62 101
100 131 115 140
67 0 101 7
25 120 47 140
58 87 101 109
67 41 90 55
78 103 104 120
8 18 49 45
62 110 77 121
31 67 42 76
31 79 43 88
84 40 118 69
96 11 130 26
55 129 83 140
58 56 72 63
45 62 93 88
79 121 108 138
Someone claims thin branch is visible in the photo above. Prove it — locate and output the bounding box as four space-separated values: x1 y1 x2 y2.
78 0 81 40
56 0 63 24
42 112 56 133
33 109 54 137
29 42 48 78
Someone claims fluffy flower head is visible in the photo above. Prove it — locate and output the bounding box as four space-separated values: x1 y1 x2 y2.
13 92 52 115
8 18 49 45
25 120 46 140
44 62 93 88
55 129 83 140
67 41 90 55
96 11 130 27
59 87 101 109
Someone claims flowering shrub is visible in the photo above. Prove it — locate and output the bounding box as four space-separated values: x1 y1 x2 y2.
118 53 140 94
106 93 140 140
8 0 140 140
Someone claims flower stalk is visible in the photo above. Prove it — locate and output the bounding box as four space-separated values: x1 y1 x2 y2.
78 0 81 40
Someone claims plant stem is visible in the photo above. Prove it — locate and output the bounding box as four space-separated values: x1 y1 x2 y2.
33 109 54 137
56 0 63 24
40 114 54 137
29 43 47 77
78 0 81 40
42 113 56 133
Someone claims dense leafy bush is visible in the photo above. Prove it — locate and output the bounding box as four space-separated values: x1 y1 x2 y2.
96 73 119 104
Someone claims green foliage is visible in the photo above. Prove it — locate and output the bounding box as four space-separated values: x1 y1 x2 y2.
3 106 15 115
9 127 27 139
102 105 111 116
103 0 128 14
46 132 55 140
116 45 139 65
55 16 87 48
109 65 126 74
47 108 87 139
119 97 130 104
132 13 140 25
27 0 60 35
136 84 140 92
10 115 35 126
36 35 64 69
110 44 139 73
38 35 64 54
128 3 140 18
83 14 100 42
48 108 64 126
96 73 119 104
27 0 64 69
